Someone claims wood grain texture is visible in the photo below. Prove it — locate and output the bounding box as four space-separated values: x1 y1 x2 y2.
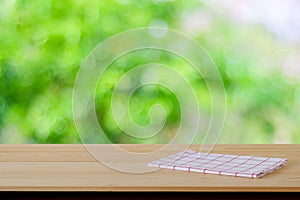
0 144 299 191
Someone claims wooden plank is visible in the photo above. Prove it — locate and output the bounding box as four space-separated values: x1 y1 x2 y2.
0 144 299 191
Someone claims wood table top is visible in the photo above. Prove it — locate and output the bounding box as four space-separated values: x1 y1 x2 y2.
0 144 298 191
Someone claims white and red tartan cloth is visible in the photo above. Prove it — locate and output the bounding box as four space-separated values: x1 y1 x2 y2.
148 150 287 178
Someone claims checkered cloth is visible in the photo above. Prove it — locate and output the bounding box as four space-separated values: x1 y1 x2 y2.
148 150 287 178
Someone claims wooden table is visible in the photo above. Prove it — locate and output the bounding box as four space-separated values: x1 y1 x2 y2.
0 144 299 191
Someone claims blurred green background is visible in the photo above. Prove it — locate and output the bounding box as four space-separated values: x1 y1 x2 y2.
0 0 300 144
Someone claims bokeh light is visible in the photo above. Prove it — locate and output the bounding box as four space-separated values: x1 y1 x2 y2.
0 0 299 144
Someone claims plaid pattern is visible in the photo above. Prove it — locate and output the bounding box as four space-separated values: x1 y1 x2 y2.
148 150 288 178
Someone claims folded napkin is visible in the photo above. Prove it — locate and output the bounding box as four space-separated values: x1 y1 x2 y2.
148 150 287 178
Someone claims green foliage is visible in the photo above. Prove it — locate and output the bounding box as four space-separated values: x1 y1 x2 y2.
0 0 299 143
